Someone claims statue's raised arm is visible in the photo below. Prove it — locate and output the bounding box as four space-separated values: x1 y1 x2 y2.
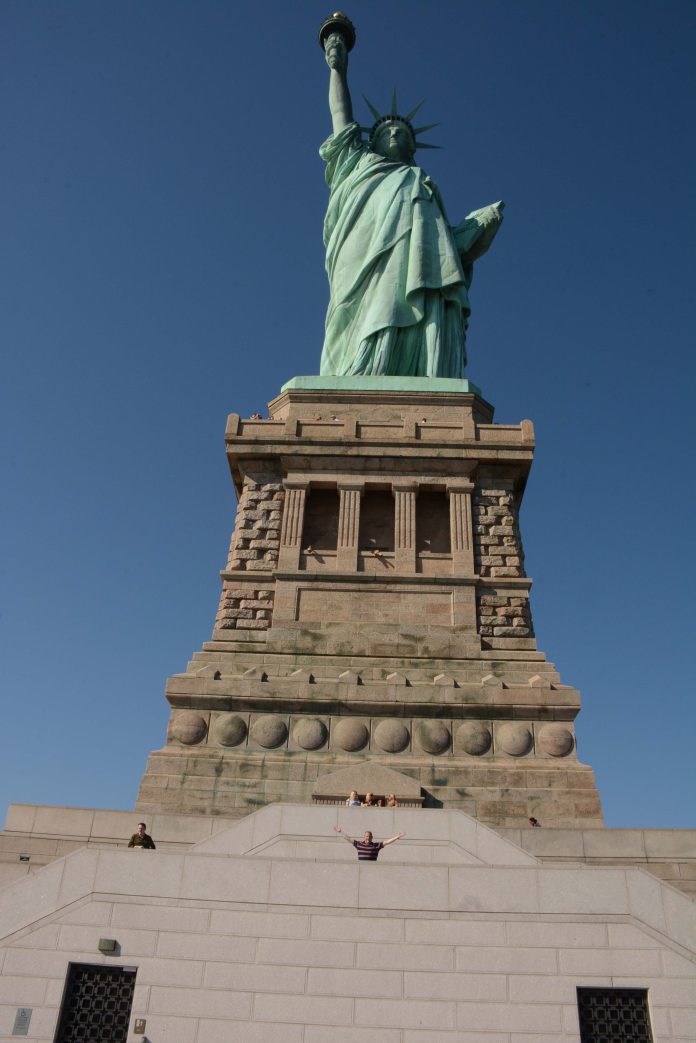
324 32 352 134
317 13 504 380
319 13 356 133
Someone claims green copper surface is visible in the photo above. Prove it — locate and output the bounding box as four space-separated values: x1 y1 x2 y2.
319 18 504 380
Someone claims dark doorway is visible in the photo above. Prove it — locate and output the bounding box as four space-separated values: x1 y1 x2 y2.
302 488 339 551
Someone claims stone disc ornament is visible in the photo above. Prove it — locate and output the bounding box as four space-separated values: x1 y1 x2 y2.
170 712 207 746
456 722 492 756
212 714 247 748
374 719 410 753
416 720 451 755
293 717 328 751
497 723 533 757
538 723 574 757
250 715 288 749
333 718 369 752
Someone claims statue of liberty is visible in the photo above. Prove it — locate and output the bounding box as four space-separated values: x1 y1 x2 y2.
319 14 504 379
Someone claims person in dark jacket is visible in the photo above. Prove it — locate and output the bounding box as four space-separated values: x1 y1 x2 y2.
127 822 156 849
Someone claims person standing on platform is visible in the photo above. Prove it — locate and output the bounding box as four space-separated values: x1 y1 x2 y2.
127 822 156 849
334 825 405 860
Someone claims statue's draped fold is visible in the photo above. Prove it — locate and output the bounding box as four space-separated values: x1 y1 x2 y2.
319 122 502 378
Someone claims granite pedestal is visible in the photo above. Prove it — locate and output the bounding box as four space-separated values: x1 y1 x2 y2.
137 383 603 828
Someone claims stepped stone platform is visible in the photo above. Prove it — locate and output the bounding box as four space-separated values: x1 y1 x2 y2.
137 385 603 828
2 803 695 898
0 805 694 1041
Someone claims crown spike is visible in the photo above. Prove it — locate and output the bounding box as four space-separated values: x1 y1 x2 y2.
365 92 440 152
405 99 426 122
363 95 382 122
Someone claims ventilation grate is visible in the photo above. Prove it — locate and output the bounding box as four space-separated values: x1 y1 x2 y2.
54 963 136 1043
577 986 653 1043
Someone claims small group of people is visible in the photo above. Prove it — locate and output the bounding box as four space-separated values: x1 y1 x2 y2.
338 791 404 860
345 790 398 807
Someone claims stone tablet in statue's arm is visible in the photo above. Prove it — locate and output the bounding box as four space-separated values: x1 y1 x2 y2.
452 201 505 269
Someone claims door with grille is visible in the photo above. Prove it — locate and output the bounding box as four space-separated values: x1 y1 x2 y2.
54 963 136 1043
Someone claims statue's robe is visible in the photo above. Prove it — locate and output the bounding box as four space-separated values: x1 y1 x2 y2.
319 122 502 378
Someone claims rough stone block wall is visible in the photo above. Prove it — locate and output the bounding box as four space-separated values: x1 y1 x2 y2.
478 591 534 638
216 471 284 630
216 586 275 631
473 480 526 578
228 474 284 571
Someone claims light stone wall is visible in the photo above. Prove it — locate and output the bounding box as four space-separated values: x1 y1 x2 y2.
4 804 695 898
0 807 694 1041
500 826 696 900
0 805 241 887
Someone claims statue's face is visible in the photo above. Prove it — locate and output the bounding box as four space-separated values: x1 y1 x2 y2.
373 120 414 163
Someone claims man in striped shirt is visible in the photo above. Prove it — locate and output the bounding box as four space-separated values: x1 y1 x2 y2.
334 825 405 860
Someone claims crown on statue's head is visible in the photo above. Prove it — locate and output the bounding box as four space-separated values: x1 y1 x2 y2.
362 89 440 152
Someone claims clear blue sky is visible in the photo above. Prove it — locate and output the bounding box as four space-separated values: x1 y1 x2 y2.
2 1 694 829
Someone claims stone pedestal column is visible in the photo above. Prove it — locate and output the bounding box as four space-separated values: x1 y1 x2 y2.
278 480 308 571
140 388 604 830
447 481 475 575
393 482 418 572
336 482 363 572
